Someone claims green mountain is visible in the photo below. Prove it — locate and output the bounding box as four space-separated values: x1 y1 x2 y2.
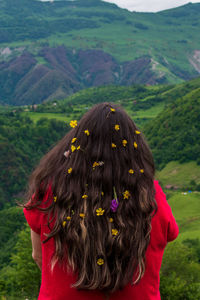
0 0 200 105
144 77 200 169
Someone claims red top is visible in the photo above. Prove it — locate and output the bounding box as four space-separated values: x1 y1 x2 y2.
23 180 179 300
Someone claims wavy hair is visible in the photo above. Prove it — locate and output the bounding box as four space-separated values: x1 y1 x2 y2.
23 102 157 294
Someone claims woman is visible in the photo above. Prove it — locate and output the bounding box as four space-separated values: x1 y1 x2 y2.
23 102 179 300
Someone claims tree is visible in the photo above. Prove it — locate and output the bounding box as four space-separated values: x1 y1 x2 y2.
0 224 41 298
160 240 200 299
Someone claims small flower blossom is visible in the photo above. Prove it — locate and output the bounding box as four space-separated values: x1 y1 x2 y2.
135 130 141 134
112 229 119 236
112 143 117 148
123 190 130 199
70 120 77 128
134 142 138 148
53 196 57 203
93 162 100 168
77 145 81 150
71 137 77 143
68 168 72 174
140 169 144 173
101 192 104 196
84 129 90 136
129 169 134 174
97 258 104 265
66 216 71 220
110 108 115 112
79 213 85 218
122 139 127 147
82 194 88 199
109 218 114 223
115 124 120 131
71 210 75 215
111 199 119 212
71 145 76 152
96 208 105 216
63 221 67 227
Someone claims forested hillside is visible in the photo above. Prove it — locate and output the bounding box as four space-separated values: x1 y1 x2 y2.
0 113 69 208
144 79 200 169
1 0 200 105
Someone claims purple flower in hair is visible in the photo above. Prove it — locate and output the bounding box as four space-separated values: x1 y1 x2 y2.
111 199 119 212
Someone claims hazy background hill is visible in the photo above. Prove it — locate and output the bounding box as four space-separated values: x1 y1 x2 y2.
1 0 200 105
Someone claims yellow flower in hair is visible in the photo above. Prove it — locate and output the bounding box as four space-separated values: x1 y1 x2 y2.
93 162 100 168
84 129 90 136
122 139 127 147
70 120 77 128
109 218 114 223
110 107 115 112
80 213 85 218
115 124 120 131
77 145 81 150
123 190 130 199
63 221 67 227
66 216 71 220
96 208 105 216
140 169 144 173
82 194 88 199
53 196 57 203
71 145 76 152
68 168 72 174
71 137 77 143
112 229 118 236
129 169 134 174
135 130 141 134
97 258 104 265
134 142 138 148
112 143 116 148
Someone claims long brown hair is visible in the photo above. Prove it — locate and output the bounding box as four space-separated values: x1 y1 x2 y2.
23 102 157 293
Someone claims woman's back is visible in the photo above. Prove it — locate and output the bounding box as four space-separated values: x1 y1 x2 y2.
23 179 179 300
23 103 179 299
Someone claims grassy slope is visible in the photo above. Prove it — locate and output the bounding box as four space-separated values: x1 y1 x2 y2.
20 112 70 123
167 191 200 242
155 161 200 188
20 102 166 128
1 1 200 83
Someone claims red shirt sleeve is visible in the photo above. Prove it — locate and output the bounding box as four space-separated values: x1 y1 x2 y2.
167 212 179 242
23 206 41 234
23 183 53 235
154 180 179 243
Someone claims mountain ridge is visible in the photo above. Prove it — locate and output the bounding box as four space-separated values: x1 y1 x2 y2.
1 0 200 105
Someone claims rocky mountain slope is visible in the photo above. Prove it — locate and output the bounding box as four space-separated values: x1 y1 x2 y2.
1 0 200 105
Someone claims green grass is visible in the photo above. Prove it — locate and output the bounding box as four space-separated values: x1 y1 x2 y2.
156 161 200 188
0 105 17 113
21 112 70 123
168 191 200 242
21 100 166 129
131 102 166 119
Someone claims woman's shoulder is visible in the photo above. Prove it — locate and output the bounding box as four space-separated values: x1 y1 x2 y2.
153 179 174 217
